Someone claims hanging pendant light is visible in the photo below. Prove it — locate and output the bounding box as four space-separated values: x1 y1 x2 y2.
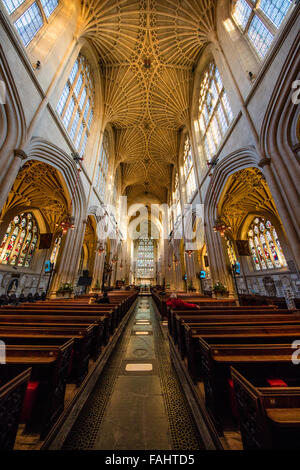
96 242 105 256
185 249 194 257
60 215 75 235
213 217 231 237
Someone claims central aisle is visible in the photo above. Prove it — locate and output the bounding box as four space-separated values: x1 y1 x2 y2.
62 296 203 450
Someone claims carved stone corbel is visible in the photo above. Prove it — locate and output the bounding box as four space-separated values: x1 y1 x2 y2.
14 149 28 161
258 158 271 168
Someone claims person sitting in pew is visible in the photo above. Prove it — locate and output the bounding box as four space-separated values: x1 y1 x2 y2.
95 292 110 304
18 293 26 303
166 293 200 309
33 292 41 301
8 294 19 305
27 293 35 303
0 294 9 306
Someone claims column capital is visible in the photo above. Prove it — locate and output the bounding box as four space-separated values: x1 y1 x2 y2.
14 149 28 161
258 157 271 168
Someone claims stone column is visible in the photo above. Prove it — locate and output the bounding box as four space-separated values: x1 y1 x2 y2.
0 149 27 211
50 217 86 297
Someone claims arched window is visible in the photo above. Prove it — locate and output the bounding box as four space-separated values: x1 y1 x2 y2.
232 0 292 59
57 54 94 156
183 136 196 203
197 62 233 162
172 172 181 224
95 131 109 200
0 212 39 267
50 233 62 267
137 238 154 278
247 217 287 271
2 0 59 47
226 237 237 265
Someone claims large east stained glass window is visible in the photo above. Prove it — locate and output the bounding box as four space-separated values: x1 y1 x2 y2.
197 62 233 162
2 0 59 47
183 137 197 203
232 0 292 59
0 212 39 267
137 238 154 278
247 217 287 271
57 54 94 157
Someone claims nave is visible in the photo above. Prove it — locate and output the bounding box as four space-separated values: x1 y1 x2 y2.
59 296 203 451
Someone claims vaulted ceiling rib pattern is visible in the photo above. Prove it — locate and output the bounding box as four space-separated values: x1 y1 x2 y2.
79 0 216 202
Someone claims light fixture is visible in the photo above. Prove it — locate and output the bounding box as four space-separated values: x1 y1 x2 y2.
185 249 194 257
60 215 75 235
213 217 231 237
96 242 105 256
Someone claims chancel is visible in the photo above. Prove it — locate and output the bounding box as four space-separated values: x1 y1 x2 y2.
0 0 299 453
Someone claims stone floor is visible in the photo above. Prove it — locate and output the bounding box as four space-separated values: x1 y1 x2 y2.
62 296 203 450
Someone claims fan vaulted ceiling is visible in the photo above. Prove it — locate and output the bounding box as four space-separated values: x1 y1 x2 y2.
78 0 216 202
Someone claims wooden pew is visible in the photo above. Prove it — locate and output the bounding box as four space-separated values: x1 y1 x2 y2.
198 338 297 435
0 324 94 385
3 340 73 439
0 367 31 450
0 310 110 345
184 324 300 381
3 305 119 334
231 365 300 449
167 305 279 336
171 310 297 350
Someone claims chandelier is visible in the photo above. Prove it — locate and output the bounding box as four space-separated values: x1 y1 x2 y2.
96 242 105 256
60 215 75 235
213 217 231 237
185 249 194 257
112 255 118 265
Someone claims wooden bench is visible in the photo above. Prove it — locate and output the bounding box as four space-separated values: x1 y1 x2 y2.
0 311 110 346
0 324 94 385
0 367 31 450
184 324 300 381
167 305 279 336
198 338 297 435
171 311 297 350
3 305 119 334
3 340 73 439
231 365 300 449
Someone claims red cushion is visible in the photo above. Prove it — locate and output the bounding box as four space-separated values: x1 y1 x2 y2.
20 381 39 423
267 379 288 387
228 378 239 420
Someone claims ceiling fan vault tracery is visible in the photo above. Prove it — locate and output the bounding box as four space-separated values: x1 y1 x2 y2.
79 0 216 202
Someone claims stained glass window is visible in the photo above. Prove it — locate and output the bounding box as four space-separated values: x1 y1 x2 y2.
0 212 39 267
247 217 287 270
136 238 155 278
183 136 196 203
57 54 94 157
2 0 59 46
50 233 62 266
226 237 237 266
198 63 233 162
95 131 109 200
232 0 292 59
173 172 181 224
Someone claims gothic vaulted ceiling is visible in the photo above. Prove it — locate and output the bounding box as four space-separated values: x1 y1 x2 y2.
79 0 216 202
